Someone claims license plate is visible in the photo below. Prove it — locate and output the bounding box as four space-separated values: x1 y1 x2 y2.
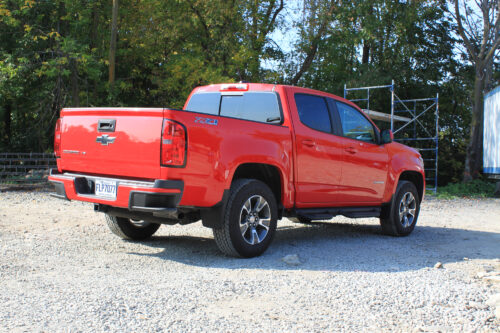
95 179 117 199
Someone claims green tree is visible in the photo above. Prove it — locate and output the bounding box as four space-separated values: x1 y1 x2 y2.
0 0 109 150
0 0 286 151
287 0 468 185
452 0 499 181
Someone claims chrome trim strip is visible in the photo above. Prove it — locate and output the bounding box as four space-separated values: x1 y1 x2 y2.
50 174 76 181
62 173 155 188
77 193 117 201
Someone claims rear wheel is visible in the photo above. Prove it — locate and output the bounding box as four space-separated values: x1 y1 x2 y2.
105 214 161 240
380 181 420 236
213 179 278 258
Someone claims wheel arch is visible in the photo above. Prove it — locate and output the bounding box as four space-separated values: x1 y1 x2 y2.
231 163 283 209
202 163 285 229
398 170 424 202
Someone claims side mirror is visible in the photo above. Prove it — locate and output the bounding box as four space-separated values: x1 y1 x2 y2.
380 129 393 144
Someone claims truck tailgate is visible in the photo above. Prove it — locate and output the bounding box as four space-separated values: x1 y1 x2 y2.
58 108 164 179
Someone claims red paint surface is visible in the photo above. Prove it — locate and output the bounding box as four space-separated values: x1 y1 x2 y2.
49 84 425 210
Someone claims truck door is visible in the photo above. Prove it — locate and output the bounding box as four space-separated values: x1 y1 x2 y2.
288 91 343 206
333 101 389 204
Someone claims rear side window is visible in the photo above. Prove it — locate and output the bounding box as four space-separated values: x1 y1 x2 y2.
336 102 376 143
294 94 332 133
185 92 220 115
220 92 281 123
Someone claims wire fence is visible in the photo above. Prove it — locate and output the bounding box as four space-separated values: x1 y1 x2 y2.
0 153 56 185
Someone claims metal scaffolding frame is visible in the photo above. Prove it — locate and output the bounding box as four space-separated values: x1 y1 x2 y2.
344 81 439 192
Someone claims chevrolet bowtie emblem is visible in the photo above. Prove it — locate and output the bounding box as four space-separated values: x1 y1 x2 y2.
96 135 116 146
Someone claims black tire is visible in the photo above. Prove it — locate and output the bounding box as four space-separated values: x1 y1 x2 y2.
105 214 161 240
380 180 420 236
213 179 278 258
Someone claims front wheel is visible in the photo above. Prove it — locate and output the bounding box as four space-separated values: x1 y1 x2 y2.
105 214 161 240
213 179 278 258
380 180 420 236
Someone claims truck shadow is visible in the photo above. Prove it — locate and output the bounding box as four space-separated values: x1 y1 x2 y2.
129 221 500 272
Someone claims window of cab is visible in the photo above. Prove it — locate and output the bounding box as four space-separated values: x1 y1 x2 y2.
336 102 376 143
185 92 220 115
294 93 333 133
186 92 282 124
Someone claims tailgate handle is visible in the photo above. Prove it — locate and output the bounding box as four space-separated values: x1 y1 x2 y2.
98 119 116 132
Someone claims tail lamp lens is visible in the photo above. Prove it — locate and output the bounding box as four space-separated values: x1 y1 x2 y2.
161 119 186 166
54 118 62 158
220 83 249 91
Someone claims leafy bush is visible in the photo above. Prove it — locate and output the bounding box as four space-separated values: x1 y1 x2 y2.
432 179 496 199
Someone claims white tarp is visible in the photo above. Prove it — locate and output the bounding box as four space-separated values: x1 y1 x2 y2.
483 86 500 174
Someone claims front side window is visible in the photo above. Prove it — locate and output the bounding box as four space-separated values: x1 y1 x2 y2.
220 92 281 123
336 102 376 143
294 94 332 133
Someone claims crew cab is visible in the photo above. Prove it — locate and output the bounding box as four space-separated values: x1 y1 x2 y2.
49 83 425 257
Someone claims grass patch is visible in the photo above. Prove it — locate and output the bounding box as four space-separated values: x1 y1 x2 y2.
430 179 497 199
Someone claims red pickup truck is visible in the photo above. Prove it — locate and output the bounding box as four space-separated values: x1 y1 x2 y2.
49 83 425 257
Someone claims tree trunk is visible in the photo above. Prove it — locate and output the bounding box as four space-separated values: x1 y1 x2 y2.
90 2 99 51
290 43 319 85
70 58 80 107
362 41 370 64
484 54 494 93
4 102 12 146
90 2 100 103
361 5 373 65
453 0 499 182
463 71 484 181
290 1 337 85
109 0 119 85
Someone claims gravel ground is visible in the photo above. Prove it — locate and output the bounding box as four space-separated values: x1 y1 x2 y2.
0 191 499 332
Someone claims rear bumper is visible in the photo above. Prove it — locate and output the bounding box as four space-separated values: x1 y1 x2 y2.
48 169 183 214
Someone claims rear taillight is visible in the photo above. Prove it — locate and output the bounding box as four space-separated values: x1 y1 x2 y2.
161 119 186 167
54 118 62 158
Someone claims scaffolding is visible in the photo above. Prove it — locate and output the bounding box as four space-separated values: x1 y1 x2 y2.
344 81 439 192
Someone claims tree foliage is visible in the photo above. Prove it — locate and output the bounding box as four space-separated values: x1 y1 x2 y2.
287 0 471 184
0 0 497 185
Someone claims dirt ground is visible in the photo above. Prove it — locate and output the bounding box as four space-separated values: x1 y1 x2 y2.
0 191 499 332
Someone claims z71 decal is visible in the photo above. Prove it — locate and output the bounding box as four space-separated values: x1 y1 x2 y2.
195 117 218 126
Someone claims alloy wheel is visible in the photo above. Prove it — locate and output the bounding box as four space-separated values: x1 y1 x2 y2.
398 192 416 228
239 195 271 245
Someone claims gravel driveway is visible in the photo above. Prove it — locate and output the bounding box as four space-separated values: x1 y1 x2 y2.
1 191 499 332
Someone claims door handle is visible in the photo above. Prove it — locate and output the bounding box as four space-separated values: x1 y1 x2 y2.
302 140 316 147
98 119 116 132
345 147 358 154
